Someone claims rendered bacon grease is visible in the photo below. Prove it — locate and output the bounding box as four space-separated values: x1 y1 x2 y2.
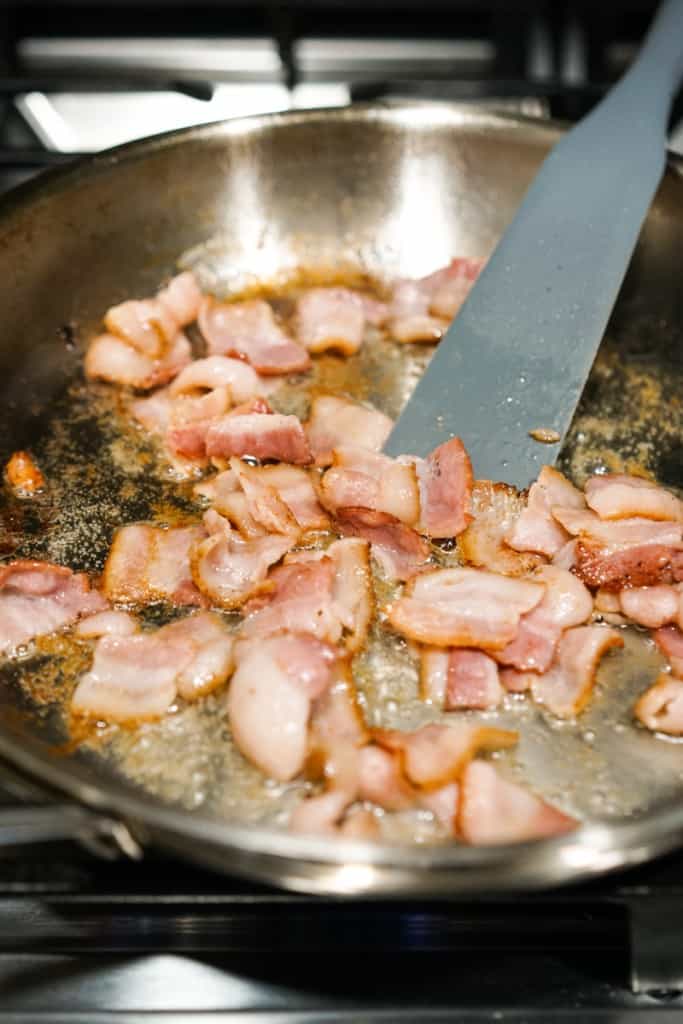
2 258 682 847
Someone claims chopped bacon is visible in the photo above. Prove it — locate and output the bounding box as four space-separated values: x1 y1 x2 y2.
420 647 503 709
458 760 577 845
170 355 270 404
415 437 473 538
198 297 310 375
228 458 301 537
499 668 536 693
305 395 393 467
388 258 483 343
427 257 483 319
105 298 177 359
294 287 367 355
320 446 420 525
241 557 340 643
5 450 45 495
191 510 293 609
205 412 312 465
310 663 368 751
390 314 447 344
103 523 207 606
228 633 337 781
531 625 624 717
585 474 683 523
130 387 174 435
156 271 203 326
418 783 459 832
653 626 683 677
459 481 544 576
619 585 682 629
85 330 191 390
0 560 106 655
357 745 417 810
75 610 139 638
289 789 353 835
338 807 380 840
71 611 233 722
495 566 593 673
635 673 683 734
553 508 683 548
552 539 578 570
327 537 373 653
507 466 585 558
200 462 328 536
336 507 430 582
387 567 544 648
373 722 517 789
594 588 622 614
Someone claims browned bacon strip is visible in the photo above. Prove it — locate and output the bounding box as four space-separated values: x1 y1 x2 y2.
205 412 312 465
585 474 683 522
373 722 518 789
387 568 544 648
71 611 233 722
228 633 337 781
0 560 106 655
531 624 624 717
103 523 207 606
4 450 45 496
199 297 310 375
459 481 544 576
635 673 683 734
336 507 430 582
458 760 577 844
415 437 473 538
305 396 393 467
507 466 585 558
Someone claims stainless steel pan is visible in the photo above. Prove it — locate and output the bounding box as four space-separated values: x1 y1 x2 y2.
0 102 681 894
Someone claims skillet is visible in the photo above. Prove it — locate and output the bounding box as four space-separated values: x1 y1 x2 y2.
0 102 681 894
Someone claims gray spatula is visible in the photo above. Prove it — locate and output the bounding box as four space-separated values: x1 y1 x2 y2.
384 0 683 488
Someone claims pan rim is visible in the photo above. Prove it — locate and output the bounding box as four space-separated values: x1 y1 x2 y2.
1 99 682 894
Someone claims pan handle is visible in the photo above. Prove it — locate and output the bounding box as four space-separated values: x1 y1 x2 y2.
0 803 143 860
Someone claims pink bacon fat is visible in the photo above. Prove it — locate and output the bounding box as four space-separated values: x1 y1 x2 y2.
103 523 207 607
458 760 577 845
294 287 367 355
0 560 106 655
305 395 393 467
71 611 234 723
387 567 544 649
531 624 624 718
198 297 310 375
228 632 337 781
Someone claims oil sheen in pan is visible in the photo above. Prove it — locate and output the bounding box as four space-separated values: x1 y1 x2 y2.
0 264 681 843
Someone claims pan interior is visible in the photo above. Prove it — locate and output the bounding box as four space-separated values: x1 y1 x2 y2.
0 105 681 848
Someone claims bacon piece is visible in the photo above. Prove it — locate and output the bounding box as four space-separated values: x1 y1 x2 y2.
289 789 353 835
388 258 483 343
170 355 270 404
241 557 340 643
418 783 459 832
500 668 536 693
654 626 683 677
305 396 393 467
130 387 174 435
427 257 483 319
199 297 310 375
200 463 328 536
105 297 178 359
619 585 682 629
320 446 420 525
594 588 622 614
294 287 367 355
228 633 336 781
228 458 301 538
85 331 191 390
327 538 373 653
0 560 106 655
553 539 578 570
191 511 293 609
553 508 683 589
420 647 503 709
635 673 683 734
205 412 312 465
103 523 206 606
415 437 473 538
338 808 380 840
388 568 544 648
310 663 368 751
4 450 46 496
531 625 624 717
71 611 233 722
507 466 585 558
495 565 593 673
585 474 683 523
458 760 577 844
374 722 518 789
357 745 417 810
75 610 139 638
336 507 430 582
459 481 544 576
156 271 203 326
